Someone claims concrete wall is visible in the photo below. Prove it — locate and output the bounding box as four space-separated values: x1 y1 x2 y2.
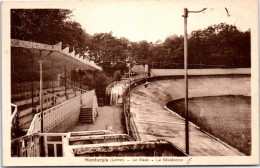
151 68 251 77
48 108 81 133
92 95 98 121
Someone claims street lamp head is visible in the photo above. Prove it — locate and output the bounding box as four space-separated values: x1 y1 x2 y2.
225 7 230 17
188 8 207 14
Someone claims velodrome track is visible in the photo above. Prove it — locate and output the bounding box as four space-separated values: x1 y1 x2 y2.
128 73 250 156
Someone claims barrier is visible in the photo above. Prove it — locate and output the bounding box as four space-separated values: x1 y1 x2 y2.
11 104 19 138
27 113 41 134
27 95 80 134
11 133 41 157
11 131 187 157
43 95 81 133
150 68 251 77
107 74 148 106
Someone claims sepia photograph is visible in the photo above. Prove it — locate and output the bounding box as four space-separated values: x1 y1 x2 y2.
2 0 259 166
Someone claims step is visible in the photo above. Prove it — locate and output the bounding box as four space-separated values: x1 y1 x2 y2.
80 112 92 114
79 120 93 123
80 115 92 117
17 93 78 128
79 119 93 122
80 116 93 119
80 113 92 117
18 92 77 118
20 120 32 130
79 117 92 119
11 86 66 102
81 108 92 111
18 101 52 119
80 112 92 115
15 89 84 130
19 113 35 129
80 110 92 112
12 88 74 106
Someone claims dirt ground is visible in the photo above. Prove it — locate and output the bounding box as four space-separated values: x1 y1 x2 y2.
167 95 251 155
68 106 126 134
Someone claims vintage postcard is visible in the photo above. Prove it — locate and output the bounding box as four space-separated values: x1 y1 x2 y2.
2 0 259 166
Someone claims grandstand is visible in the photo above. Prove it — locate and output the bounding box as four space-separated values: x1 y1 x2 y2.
11 39 102 137
11 40 186 157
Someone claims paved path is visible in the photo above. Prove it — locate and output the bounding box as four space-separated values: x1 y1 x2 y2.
68 106 126 134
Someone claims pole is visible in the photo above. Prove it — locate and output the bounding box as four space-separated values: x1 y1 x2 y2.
31 56 34 113
64 66 67 100
128 63 131 114
39 55 46 156
52 61 54 106
80 69 83 104
39 58 43 133
183 8 189 155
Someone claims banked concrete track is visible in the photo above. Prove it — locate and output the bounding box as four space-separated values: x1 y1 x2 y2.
129 74 250 156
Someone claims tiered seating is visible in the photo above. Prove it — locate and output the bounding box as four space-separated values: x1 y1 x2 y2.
12 81 84 132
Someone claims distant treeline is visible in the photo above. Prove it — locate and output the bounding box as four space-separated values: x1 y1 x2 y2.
12 9 250 77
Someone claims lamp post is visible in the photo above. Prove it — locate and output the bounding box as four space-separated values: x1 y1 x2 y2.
182 7 207 155
128 63 131 113
127 43 132 115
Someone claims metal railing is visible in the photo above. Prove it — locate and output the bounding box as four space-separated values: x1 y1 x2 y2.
43 95 81 133
61 79 89 92
105 81 120 96
11 104 20 139
27 113 41 134
11 104 18 122
107 74 148 106
11 133 41 157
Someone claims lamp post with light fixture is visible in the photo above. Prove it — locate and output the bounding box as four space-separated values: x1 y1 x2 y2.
182 7 230 155
182 7 207 155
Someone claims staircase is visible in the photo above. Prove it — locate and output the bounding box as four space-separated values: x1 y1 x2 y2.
79 107 93 123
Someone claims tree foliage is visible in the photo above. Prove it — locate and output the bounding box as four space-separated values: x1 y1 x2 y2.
11 9 250 74
11 9 91 55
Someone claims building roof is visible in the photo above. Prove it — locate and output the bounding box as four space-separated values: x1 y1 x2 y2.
131 64 145 74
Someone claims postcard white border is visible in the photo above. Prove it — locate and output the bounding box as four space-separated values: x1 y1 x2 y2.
2 0 259 166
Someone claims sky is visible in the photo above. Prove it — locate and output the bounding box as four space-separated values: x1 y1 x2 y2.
71 0 254 43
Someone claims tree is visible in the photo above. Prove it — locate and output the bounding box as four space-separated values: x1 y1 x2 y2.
188 23 250 68
11 9 91 55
